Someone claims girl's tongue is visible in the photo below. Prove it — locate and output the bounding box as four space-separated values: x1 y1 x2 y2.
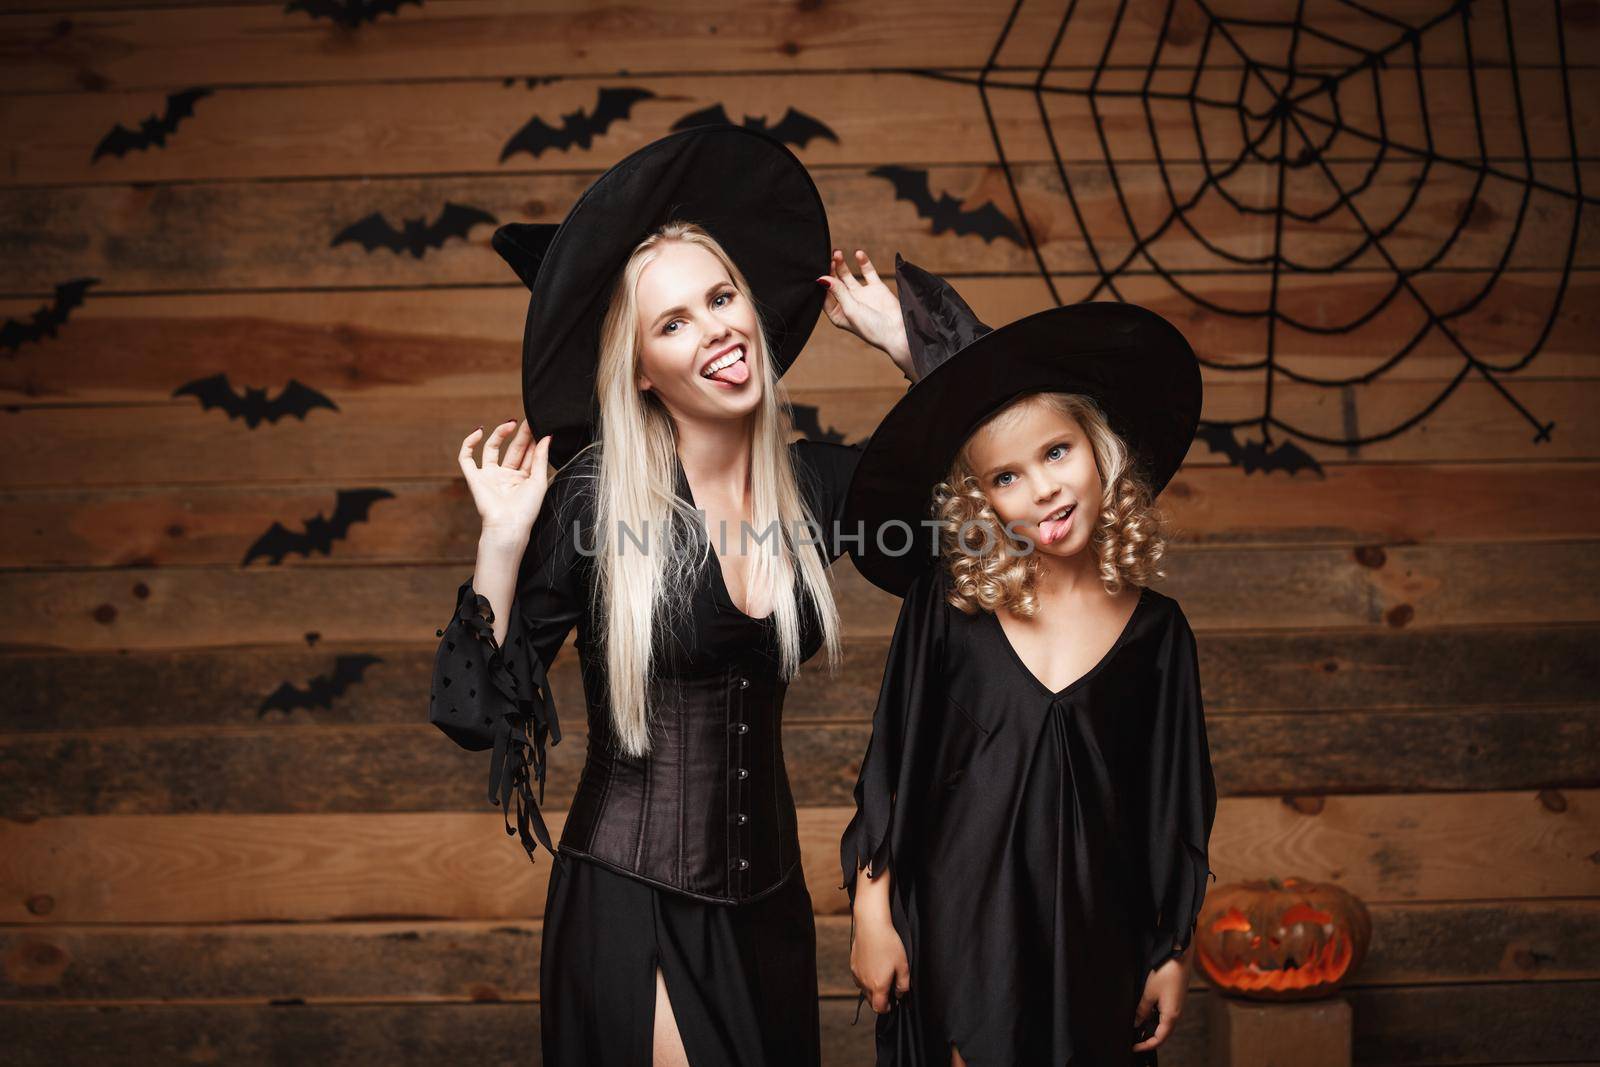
1039 506 1074 545
708 353 749 386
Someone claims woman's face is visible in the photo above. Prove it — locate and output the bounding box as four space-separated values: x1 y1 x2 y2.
964 399 1102 561
634 241 762 423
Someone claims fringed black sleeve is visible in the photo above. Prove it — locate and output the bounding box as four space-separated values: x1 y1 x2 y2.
428 454 592 864
431 578 562 860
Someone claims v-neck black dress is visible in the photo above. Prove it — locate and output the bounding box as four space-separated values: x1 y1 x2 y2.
840 565 1218 1067
429 436 863 1067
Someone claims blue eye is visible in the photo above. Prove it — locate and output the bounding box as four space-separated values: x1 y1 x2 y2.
993 471 1014 488
1047 443 1068 460
714 291 733 307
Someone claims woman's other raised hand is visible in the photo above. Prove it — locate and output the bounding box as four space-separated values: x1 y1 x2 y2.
817 248 916 381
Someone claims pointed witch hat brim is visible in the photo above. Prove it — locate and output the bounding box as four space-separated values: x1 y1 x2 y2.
843 256 1203 598
490 125 831 470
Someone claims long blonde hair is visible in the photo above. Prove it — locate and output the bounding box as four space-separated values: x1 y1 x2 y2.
933 391 1168 616
587 220 842 756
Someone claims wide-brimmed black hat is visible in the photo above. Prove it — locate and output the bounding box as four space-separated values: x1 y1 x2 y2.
844 257 1202 597
490 125 830 469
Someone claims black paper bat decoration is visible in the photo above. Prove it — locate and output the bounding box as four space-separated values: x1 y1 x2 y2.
92 88 211 162
1195 423 1325 476
243 488 396 566
332 202 497 258
869 165 1026 246
258 654 383 716
173 374 340 428
284 0 420 28
1 278 98 354
500 87 656 161
791 403 849 445
670 104 839 149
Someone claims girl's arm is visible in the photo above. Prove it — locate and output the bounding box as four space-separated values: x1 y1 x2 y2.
839 569 947 1013
1130 605 1218 1052
850 863 910 1014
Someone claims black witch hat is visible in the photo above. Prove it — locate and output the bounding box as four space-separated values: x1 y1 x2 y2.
491 125 831 469
844 256 1203 597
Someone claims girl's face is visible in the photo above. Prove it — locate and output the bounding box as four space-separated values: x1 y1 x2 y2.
965 399 1102 561
634 241 762 423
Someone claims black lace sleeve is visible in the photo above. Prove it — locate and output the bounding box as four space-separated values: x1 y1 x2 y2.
428 455 593 864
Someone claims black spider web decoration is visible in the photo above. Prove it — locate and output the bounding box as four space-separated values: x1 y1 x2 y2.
911 0 1594 469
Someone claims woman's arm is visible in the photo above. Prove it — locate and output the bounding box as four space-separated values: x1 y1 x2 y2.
430 418 580 864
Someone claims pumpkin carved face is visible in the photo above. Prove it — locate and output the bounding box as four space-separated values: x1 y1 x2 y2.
1195 877 1371 1000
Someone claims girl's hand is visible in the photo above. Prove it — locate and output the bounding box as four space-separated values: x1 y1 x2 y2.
817 248 916 381
458 418 554 544
1132 950 1192 1053
850 910 911 1015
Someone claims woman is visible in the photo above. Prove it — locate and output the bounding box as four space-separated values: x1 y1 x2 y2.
428 127 910 1066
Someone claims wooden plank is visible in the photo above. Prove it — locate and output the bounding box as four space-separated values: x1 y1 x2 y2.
3 462 1595 570
5 540 1599 651
1 999 892 1067
5 900 1595 1004
0 720 865 815
2 379 1595 496
3 163 1594 295
4 984 1597 1067
4 624 1595 733
1345 981 1600 1065
2 0 1591 93
3 273 1596 407
3 791 1597 923
0 999 878 1066
3 703 1597 816
6 66 1594 186
0 0 1059 94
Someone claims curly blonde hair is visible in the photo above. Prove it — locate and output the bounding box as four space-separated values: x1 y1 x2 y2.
932 392 1169 616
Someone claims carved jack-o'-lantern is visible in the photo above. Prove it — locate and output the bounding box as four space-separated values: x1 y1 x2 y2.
1195 876 1371 1000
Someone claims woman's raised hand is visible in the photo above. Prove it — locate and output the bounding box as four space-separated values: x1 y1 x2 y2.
458 418 553 544
817 248 915 380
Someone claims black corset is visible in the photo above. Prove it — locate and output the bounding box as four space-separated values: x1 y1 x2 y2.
561 651 799 903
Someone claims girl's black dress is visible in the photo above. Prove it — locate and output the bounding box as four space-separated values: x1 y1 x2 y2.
840 565 1218 1067
429 438 862 1067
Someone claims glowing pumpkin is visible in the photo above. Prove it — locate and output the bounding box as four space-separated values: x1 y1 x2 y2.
1196 876 1371 1000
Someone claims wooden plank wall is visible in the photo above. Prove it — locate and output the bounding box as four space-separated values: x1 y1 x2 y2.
2 0 1597 1063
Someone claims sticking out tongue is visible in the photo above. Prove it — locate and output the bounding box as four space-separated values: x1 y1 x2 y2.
1040 507 1074 545
708 355 749 386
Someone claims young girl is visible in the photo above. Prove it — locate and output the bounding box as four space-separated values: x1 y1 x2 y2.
429 127 912 1066
835 258 1217 1066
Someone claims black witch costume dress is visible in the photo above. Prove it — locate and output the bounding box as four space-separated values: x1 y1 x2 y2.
425 127 875 1066
837 260 1219 1066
